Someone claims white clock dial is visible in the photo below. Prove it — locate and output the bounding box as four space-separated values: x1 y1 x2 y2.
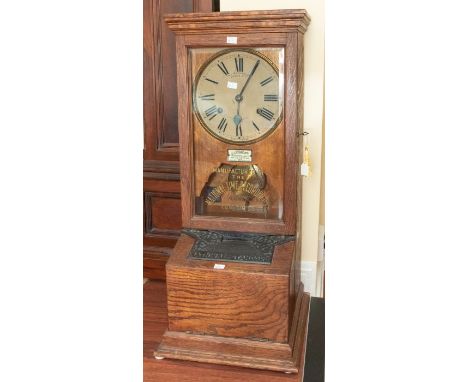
193 49 283 144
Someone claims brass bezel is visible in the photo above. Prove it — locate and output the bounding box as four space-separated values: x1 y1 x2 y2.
192 47 284 145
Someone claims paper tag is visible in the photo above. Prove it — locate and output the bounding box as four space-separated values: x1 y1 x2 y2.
227 81 238 89
213 264 225 270
301 144 311 177
226 36 237 44
228 149 252 162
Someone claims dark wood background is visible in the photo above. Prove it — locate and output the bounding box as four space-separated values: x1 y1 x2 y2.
143 0 218 279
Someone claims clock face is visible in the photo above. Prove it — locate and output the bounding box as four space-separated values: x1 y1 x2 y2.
193 49 283 145
190 47 286 221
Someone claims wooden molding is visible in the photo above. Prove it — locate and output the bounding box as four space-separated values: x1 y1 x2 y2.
165 9 310 34
144 191 182 237
143 247 172 279
155 286 310 373
145 0 218 162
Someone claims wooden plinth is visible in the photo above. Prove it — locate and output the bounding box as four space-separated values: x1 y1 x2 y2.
155 289 309 373
155 233 309 373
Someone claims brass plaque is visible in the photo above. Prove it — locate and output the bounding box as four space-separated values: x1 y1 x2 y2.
195 163 271 218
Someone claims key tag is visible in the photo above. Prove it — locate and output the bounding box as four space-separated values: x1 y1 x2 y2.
301 145 310 177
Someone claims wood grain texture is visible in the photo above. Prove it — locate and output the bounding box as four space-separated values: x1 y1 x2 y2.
156 233 310 372
294 31 306 297
165 10 310 34
193 0 216 12
155 283 310 373
145 0 191 161
167 266 289 341
143 248 171 280
143 0 217 280
144 0 217 161
145 280 309 381
143 160 180 181
166 10 310 235
143 179 182 250
145 192 182 233
169 234 295 276
155 9 312 372
143 178 181 279
165 234 295 342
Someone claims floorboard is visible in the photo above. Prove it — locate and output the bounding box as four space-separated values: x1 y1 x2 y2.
144 280 321 382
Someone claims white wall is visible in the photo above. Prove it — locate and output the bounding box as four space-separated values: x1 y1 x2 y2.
221 0 325 295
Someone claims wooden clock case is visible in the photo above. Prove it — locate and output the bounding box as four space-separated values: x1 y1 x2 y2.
155 10 311 373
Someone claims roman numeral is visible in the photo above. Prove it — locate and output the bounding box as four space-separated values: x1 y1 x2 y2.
199 94 215 101
217 61 229 75
235 56 243 72
205 105 218 118
260 76 273 86
252 121 260 131
236 124 242 137
264 94 278 102
217 117 227 132
205 77 218 84
257 107 274 121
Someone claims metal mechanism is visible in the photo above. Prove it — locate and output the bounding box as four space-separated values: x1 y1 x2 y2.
184 228 295 264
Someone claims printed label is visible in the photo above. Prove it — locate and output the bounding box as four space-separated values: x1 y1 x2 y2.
227 149 252 162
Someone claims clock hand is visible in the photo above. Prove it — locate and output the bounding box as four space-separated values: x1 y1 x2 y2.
239 59 260 97
233 97 242 128
233 59 260 128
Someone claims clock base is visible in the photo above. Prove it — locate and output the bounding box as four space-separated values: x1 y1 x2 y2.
155 232 308 372
155 286 310 373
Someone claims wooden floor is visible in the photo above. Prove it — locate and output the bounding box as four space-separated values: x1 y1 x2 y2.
144 280 309 382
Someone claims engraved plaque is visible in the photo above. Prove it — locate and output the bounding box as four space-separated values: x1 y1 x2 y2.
184 229 295 264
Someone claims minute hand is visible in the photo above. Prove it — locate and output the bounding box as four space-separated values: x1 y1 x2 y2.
239 59 260 97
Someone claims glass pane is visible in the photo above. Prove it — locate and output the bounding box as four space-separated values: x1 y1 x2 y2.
190 47 285 221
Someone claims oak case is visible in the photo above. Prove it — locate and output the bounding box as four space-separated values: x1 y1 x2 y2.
155 10 311 373
172 15 308 235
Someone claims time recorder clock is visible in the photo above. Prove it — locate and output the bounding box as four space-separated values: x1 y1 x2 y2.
155 10 311 373
193 48 283 144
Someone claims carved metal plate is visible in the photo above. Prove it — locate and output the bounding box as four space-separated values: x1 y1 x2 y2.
183 228 295 264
